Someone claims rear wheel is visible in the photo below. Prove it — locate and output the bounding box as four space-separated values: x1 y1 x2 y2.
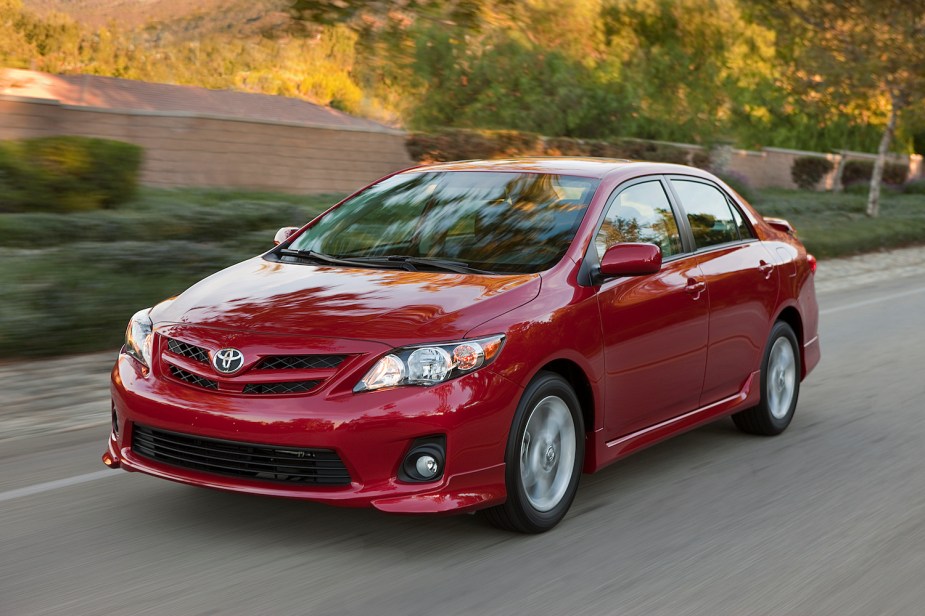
484 372 584 533
733 321 800 436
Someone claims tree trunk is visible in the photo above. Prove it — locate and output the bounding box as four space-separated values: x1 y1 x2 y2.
867 98 899 218
833 151 847 193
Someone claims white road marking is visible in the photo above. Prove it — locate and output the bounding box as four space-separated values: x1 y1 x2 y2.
820 286 925 316
0 470 118 503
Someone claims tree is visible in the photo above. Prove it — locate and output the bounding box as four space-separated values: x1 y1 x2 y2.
761 0 925 217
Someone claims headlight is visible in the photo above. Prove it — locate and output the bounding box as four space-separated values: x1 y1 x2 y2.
124 308 154 369
355 335 505 392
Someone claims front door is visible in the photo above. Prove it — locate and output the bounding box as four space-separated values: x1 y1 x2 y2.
595 179 710 439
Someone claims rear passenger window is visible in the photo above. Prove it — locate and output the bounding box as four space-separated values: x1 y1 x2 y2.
671 180 739 248
596 181 683 259
728 201 755 239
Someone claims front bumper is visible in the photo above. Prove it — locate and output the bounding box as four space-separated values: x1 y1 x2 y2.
106 354 519 514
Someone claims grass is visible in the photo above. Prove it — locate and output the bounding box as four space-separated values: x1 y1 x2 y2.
0 188 340 357
755 189 925 259
0 186 923 358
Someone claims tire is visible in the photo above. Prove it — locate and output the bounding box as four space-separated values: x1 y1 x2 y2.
484 372 584 533
733 321 801 436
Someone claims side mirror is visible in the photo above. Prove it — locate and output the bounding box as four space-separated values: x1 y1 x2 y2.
273 227 299 245
599 243 662 277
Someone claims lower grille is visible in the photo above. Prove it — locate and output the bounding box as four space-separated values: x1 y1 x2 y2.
132 425 351 486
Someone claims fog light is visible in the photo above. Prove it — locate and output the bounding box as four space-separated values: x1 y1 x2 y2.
399 437 446 483
415 455 439 478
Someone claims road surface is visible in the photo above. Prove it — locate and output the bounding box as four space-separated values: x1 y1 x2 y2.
2 274 924 615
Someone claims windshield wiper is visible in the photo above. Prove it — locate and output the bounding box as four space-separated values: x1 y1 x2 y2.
278 248 373 268
346 255 496 275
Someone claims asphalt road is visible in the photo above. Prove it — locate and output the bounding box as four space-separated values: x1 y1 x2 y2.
2 274 925 616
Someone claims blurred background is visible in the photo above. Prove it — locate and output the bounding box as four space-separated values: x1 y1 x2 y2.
2 1 925 615
2 0 925 357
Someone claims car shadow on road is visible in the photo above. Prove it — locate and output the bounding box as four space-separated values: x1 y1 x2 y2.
121 417 759 552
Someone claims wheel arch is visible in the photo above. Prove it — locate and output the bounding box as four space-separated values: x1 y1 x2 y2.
538 358 595 439
774 305 805 377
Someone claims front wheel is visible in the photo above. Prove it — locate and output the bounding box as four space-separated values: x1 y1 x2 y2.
484 372 584 533
733 321 801 436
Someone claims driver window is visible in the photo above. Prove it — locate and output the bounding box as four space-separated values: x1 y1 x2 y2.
595 181 682 259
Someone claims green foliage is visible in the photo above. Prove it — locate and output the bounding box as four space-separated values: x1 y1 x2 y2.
791 156 834 190
0 187 337 356
841 160 909 187
0 189 336 247
0 137 142 213
903 178 925 195
758 189 925 258
407 129 690 165
691 150 712 169
7 0 923 155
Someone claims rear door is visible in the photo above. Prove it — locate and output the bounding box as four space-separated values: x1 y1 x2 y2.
594 177 710 438
667 177 780 406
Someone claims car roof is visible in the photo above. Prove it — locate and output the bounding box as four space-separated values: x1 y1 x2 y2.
403 157 706 180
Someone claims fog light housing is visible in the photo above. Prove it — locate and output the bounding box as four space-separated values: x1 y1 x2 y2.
399 436 446 483
111 403 119 437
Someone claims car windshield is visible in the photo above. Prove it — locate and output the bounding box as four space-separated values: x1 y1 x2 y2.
287 171 600 274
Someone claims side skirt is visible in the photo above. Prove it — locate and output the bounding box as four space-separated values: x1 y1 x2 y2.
588 370 760 473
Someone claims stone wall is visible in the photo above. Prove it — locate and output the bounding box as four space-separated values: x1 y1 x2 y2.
634 141 922 190
3 93 921 193
0 95 414 194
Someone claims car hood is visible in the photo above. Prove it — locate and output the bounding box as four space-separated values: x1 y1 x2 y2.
152 257 541 345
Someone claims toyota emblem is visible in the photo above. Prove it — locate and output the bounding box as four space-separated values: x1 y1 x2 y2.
212 348 245 374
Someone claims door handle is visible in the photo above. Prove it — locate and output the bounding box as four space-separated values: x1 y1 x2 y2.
758 260 774 279
685 279 706 297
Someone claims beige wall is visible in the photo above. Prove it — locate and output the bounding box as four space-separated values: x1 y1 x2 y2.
3 95 921 193
632 141 922 190
0 96 414 194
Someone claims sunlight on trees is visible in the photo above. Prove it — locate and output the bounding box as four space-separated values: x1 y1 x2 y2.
3 0 922 170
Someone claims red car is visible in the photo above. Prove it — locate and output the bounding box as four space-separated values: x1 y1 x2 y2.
103 159 819 533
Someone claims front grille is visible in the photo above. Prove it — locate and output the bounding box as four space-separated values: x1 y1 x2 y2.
168 365 218 390
256 355 346 370
166 338 210 364
242 381 320 395
132 425 351 485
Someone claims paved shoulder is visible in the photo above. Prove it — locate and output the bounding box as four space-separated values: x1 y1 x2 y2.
0 351 114 442
814 245 925 293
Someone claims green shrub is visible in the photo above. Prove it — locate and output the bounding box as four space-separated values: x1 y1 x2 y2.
841 159 909 186
406 129 544 162
615 139 690 165
406 129 690 165
791 156 834 190
0 190 336 248
691 150 712 169
903 178 925 194
0 136 142 213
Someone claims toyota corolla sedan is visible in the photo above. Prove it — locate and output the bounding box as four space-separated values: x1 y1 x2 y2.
103 159 819 533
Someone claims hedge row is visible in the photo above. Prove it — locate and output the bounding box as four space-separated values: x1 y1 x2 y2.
791 156 834 190
406 129 704 167
0 198 331 248
0 136 142 213
841 159 909 186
